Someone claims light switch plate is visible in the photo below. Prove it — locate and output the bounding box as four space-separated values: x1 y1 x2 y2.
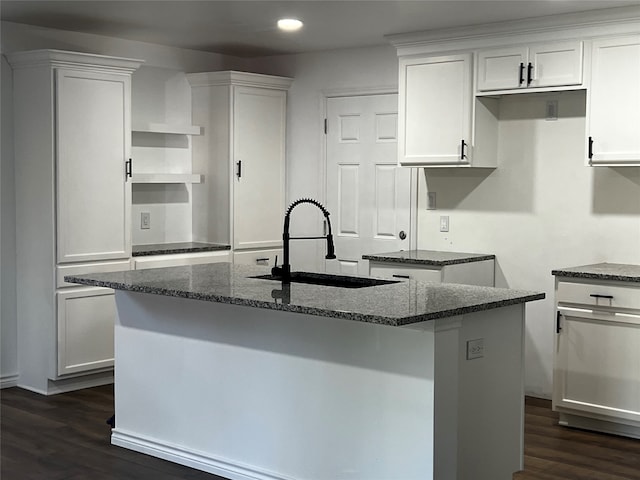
141 212 151 230
439 215 449 232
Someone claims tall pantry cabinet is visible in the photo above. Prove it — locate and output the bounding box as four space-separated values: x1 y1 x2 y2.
187 71 292 265
7 50 142 394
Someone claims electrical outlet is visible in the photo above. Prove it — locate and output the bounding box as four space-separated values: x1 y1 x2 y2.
439 215 449 232
466 338 484 360
427 192 436 210
141 212 151 230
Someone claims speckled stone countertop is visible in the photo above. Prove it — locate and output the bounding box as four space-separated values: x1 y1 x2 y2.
362 250 495 266
552 262 640 283
66 263 544 327
132 242 230 257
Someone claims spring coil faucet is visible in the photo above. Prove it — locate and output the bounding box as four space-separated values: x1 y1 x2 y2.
271 198 336 284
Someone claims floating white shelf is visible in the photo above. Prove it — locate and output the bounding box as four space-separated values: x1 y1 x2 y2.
130 173 203 184
132 123 202 135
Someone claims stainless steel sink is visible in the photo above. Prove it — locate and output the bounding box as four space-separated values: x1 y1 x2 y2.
251 271 400 289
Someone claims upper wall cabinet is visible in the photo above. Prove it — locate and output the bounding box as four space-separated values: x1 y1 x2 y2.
587 35 640 166
188 71 292 250
398 54 475 167
476 41 583 92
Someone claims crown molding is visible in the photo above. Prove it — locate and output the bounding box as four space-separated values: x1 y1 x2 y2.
5 49 144 73
387 6 640 56
186 70 293 90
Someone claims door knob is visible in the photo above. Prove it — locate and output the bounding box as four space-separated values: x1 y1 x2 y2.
399 230 407 240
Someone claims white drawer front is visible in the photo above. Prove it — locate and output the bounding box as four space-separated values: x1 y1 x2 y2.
369 263 442 283
134 251 231 270
57 260 132 288
557 281 640 311
233 249 282 267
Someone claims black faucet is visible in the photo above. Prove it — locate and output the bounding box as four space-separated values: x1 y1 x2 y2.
271 198 336 284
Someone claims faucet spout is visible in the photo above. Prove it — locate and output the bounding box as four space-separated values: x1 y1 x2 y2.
271 198 337 284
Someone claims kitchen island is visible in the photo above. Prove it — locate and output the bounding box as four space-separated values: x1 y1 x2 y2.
67 263 544 480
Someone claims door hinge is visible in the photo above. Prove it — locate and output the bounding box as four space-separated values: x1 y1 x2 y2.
556 311 562 334
324 118 327 134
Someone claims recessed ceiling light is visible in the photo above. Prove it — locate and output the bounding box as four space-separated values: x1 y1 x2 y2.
277 18 303 32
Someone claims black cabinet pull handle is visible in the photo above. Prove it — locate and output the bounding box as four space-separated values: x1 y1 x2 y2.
392 274 411 279
460 139 467 160
236 160 242 179
519 62 525 85
527 63 533 86
590 294 614 300
255 257 269 262
588 136 594 160
125 158 132 180
556 311 562 334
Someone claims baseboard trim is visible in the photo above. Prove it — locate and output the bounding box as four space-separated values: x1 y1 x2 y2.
0 374 19 389
111 430 295 480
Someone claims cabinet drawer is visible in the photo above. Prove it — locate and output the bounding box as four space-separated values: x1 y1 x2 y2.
369 263 443 283
57 260 132 288
557 281 640 311
234 249 282 267
134 251 231 270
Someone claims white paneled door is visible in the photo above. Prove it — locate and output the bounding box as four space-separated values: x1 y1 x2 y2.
325 94 411 276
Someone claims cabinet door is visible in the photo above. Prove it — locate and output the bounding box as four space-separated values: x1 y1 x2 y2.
56 69 131 263
399 54 472 166
553 307 640 424
587 36 640 165
233 87 286 249
529 41 583 88
477 47 527 91
56 288 116 377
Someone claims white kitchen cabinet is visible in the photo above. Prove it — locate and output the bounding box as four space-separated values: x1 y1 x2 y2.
233 248 282 267
369 259 495 287
398 53 475 167
476 41 583 92
56 288 116 376
553 277 640 438
586 35 640 166
133 250 231 269
8 50 142 393
56 68 133 263
188 71 292 254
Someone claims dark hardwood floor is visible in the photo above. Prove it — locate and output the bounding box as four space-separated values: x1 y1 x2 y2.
1 385 639 479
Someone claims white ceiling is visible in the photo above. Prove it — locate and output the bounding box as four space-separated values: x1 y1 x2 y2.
1 1 639 57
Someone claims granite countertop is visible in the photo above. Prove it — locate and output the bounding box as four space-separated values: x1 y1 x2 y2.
132 242 230 257
66 263 544 327
552 262 640 283
362 250 495 266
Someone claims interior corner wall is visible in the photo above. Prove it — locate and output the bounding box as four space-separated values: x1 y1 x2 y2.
416 91 640 398
245 45 399 271
1 54 18 386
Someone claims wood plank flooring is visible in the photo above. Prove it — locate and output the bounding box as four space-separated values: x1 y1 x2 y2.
2 385 639 479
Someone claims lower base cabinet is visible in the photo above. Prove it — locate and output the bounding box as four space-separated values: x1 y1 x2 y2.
56 287 116 377
233 249 282 267
133 251 231 270
369 259 495 286
553 277 640 439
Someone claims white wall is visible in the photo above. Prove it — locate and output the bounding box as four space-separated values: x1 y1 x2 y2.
247 46 400 271
0 21 245 388
1 55 18 386
417 91 640 397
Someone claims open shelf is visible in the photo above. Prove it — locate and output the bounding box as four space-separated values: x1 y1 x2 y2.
130 173 203 184
132 123 202 135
